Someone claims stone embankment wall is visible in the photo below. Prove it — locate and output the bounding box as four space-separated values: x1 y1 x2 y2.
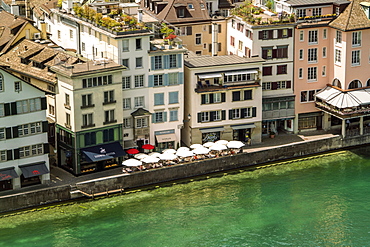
1 134 370 213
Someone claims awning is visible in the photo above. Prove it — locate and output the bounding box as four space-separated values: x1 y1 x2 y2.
0 167 18 181
224 70 258 76
200 127 225 133
231 124 256 130
19 162 49 178
198 73 223 79
156 133 177 143
81 141 126 162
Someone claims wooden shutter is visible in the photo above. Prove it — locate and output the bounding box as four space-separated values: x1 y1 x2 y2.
272 82 278 90
262 49 268 59
218 24 221 33
209 25 212 34
43 143 50 154
258 31 263 39
164 74 169 86
186 26 192 35
208 44 212 53
177 54 182 68
244 90 252 100
221 93 226 102
209 94 214 104
277 65 282 74
11 102 17 115
252 107 257 117
42 121 48 133
210 111 215 122
41 97 47 110
241 108 246 118
272 49 277 58
197 113 202 123
148 75 154 87
229 110 233 120
13 148 19 159
277 29 282 38
4 103 10 116
152 113 156 123
151 56 155 70
5 127 11 139
268 30 273 39
12 126 18 138
6 150 12 161
163 55 169 69
201 95 206 104
286 80 292 88
163 112 167 122
221 110 226 120
288 29 293 37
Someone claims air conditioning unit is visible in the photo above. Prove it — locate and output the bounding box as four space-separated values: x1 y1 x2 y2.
33 33 41 39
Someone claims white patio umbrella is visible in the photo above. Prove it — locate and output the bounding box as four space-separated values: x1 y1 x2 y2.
148 152 161 158
190 144 203 149
203 142 214 148
215 140 229 145
122 159 142 167
162 149 176 154
209 143 228 151
176 150 194 157
177 147 190 152
141 156 160 164
227 141 245 149
159 153 178 160
193 147 210 155
134 153 148 159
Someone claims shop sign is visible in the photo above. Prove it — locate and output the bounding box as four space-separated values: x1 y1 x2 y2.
203 133 218 142
94 147 115 159
0 173 12 181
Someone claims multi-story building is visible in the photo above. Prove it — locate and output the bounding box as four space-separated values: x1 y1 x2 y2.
52 60 126 175
183 55 264 145
227 3 296 136
0 67 49 191
140 0 228 56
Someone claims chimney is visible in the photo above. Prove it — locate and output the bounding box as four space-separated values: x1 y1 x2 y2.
137 9 143 23
40 22 47 40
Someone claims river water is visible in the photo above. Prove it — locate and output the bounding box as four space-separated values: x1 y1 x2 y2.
1 147 370 246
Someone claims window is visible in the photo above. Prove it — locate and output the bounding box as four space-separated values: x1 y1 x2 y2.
14 81 21 92
178 8 185 18
154 93 164 105
65 93 70 107
352 50 360 65
16 98 42 114
122 59 129 69
82 94 93 107
84 132 96 146
136 38 142 50
169 92 179 104
169 54 177 68
66 113 71 127
134 75 144 88
136 118 147 128
348 80 362 89
299 31 304 41
70 30 73 39
154 112 165 123
123 98 131 109
122 76 131 89
122 39 129 51
335 49 341 64
0 104 3 117
134 96 144 108
0 150 5 161
195 34 202 45
57 30 61 39
103 129 114 142
297 9 306 18
232 90 252 101
170 109 178 121
230 36 235 47
229 108 253 119
322 47 327 58
308 30 318 44
82 113 93 127
352 31 361 47
104 90 115 104
263 66 272 76
169 73 179 85
82 42 85 52
308 48 318 62
322 66 326 77
300 90 317 102
276 65 287 75
0 128 4 140
312 8 321 16
299 49 303 60
262 81 291 90
82 75 112 88
18 122 42 136
188 3 194 9
19 144 43 158
238 40 243 50
262 47 273 59
307 67 317 81
154 56 162 70
323 29 327 39
104 109 115 123
136 57 143 68
123 118 131 128
200 112 209 122
154 74 163 86
298 68 303 79
336 30 342 44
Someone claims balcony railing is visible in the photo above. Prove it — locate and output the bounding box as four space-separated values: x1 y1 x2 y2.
315 101 370 117
195 80 260 93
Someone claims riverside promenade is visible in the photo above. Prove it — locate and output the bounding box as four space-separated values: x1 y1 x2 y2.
0 130 346 213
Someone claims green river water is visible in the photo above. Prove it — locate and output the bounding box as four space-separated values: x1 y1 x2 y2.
1 147 370 246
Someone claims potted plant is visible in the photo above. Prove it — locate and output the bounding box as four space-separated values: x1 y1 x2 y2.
269 131 276 139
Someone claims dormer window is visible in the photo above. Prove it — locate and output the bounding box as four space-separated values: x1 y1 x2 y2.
178 8 185 17
33 61 45 69
188 4 194 9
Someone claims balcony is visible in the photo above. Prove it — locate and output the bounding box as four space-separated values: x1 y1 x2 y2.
315 101 370 119
195 80 260 93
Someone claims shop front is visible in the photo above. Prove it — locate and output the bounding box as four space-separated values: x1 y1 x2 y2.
80 141 126 173
19 162 49 187
231 124 256 143
200 127 224 143
155 130 176 152
0 167 18 191
298 112 322 131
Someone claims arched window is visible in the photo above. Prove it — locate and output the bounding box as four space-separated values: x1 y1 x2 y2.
348 80 362 89
0 73 3 92
366 79 370 87
332 78 342 88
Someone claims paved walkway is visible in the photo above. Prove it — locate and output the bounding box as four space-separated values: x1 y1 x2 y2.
0 130 341 197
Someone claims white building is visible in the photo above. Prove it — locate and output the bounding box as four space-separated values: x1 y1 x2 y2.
183 55 264 146
0 67 50 191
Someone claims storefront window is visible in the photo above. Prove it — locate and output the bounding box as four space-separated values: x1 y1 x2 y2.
299 117 316 129
202 132 220 143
